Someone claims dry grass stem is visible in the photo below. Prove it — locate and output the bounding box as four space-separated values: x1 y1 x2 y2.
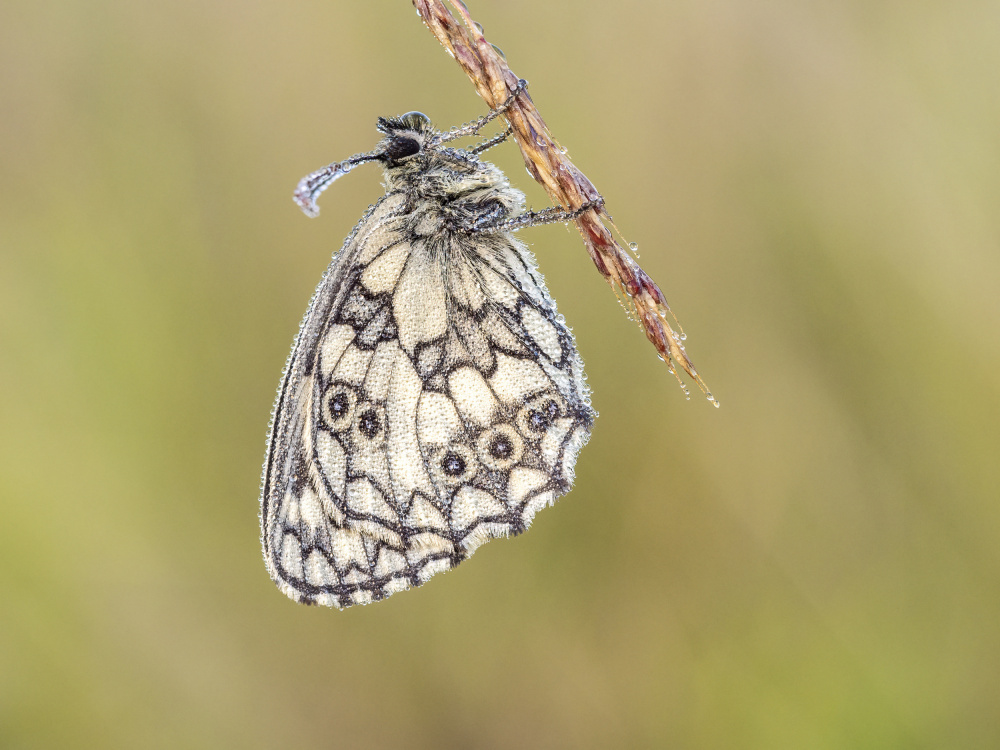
412 0 717 406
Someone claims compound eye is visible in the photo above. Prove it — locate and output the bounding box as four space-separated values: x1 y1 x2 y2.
384 136 421 161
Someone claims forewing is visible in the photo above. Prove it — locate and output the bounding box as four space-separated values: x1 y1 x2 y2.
261 192 426 608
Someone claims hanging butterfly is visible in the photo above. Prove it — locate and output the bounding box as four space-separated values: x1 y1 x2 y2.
260 83 597 608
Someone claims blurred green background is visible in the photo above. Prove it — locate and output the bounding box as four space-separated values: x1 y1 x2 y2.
3 0 999 747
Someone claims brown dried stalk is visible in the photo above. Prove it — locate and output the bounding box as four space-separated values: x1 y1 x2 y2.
412 0 717 406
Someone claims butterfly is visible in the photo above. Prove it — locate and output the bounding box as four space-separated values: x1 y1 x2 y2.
260 84 597 608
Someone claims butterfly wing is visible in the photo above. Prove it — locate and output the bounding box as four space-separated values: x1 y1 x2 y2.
261 196 593 608
261 192 417 607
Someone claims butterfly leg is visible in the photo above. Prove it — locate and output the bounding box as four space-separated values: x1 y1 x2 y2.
498 198 606 233
454 198 605 235
469 125 514 155
435 79 529 144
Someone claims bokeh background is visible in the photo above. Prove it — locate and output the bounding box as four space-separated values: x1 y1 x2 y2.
3 0 999 747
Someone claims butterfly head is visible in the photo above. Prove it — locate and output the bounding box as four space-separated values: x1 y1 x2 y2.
374 111 437 169
293 111 492 216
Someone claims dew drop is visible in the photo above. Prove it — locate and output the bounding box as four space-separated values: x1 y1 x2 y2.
628 241 641 258
491 43 507 61
678 332 687 341
474 21 484 34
